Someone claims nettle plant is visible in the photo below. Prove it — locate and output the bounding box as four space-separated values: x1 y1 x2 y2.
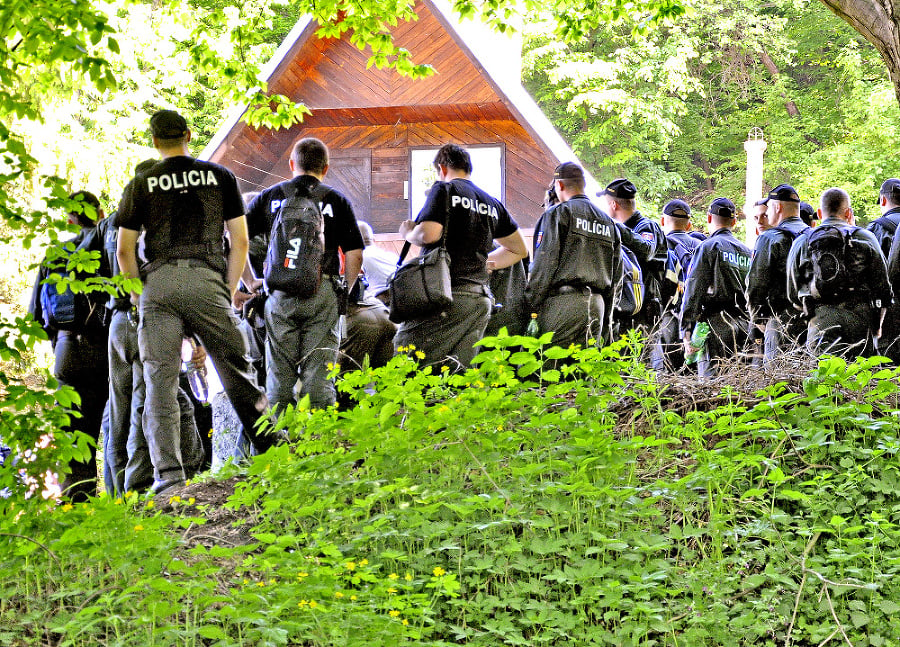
4 334 900 646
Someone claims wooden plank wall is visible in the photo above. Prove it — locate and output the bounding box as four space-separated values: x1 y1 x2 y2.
280 118 554 234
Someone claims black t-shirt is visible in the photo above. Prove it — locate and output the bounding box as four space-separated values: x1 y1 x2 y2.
417 179 518 286
246 175 363 277
116 156 243 270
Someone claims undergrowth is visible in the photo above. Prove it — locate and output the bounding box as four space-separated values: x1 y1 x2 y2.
3 332 900 646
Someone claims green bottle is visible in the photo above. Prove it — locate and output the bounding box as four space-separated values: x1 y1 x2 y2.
685 321 710 365
526 312 540 336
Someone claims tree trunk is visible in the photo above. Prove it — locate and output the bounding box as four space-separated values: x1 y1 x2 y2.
758 49 802 117
819 0 900 106
692 152 714 192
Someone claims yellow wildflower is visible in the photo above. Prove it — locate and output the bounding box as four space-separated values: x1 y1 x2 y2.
169 495 181 504
133 524 144 531
389 610 400 617
114 498 122 505
334 592 344 598
402 619 409 626
298 600 308 608
346 561 356 571
350 595 357 601
415 351 425 360
257 582 265 587
387 587 397 594
309 600 318 609
359 558 368 566
433 566 446 577
404 572 413 581
145 500 154 510
61 504 73 512
297 572 309 579
388 573 399 580
188 497 196 505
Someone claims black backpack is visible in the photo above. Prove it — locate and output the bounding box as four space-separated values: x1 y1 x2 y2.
663 237 698 309
263 183 326 298
807 224 864 303
615 245 645 316
39 233 106 332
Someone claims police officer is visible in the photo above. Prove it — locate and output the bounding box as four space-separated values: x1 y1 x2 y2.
880 180 900 361
393 144 527 368
788 187 891 358
246 137 364 412
29 191 110 501
680 197 752 377
599 178 668 333
525 162 623 347
103 160 208 496
340 280 396 373
653 199 702 372
750 199 771 235
799 201 818 228
116 109 271 494
867 179 900 258
746 184 810 364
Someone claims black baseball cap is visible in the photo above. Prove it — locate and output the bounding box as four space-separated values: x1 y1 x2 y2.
879 178 900 203
662 199 691 218
553 162 585 182
599 178 637 199
708 197 736 218
799 201 817 226
761 183 800 204
150 109 188 139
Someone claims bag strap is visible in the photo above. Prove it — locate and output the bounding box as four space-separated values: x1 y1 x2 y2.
396 183 452 268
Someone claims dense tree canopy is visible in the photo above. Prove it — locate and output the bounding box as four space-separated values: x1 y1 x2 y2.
523 0 900 222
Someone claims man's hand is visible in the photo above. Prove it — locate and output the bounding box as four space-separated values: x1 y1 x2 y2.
232 290 256 311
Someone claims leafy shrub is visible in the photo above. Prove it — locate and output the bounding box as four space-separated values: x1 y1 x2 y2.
3 334 900 646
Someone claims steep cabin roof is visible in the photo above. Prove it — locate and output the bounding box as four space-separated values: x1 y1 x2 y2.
202 0 598 240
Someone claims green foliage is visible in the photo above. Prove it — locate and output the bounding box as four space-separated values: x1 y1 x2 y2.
524 0 900 215
4 336 900 644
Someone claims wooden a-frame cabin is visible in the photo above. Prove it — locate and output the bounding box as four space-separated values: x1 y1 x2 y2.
201 0 598 241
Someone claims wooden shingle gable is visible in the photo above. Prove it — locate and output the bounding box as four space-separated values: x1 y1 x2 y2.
203 0 597 233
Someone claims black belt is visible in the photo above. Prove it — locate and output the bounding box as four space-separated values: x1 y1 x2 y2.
144 258 221 274
452 283 490 296
553 285 600 295
270 275 336 298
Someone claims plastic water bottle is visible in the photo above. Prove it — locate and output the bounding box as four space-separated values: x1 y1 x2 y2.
182 337 209 404
685 321 710 365
526 312 540 336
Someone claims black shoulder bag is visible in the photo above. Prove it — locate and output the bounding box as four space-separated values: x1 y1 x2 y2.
388 214 453 324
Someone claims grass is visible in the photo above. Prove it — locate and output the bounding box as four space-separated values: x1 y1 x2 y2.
3 332 900 646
